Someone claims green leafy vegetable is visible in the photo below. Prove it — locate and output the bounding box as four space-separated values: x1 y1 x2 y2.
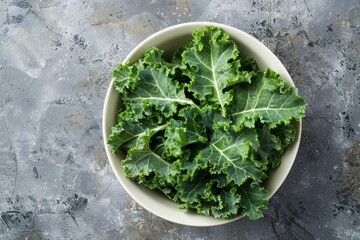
196 127 262 186
183 27 244 115
230 69 306 129
108 26 306 220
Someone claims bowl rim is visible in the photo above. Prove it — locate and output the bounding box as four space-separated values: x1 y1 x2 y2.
102 21 302 226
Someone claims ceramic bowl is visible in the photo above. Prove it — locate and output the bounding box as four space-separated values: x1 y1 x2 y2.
102 22 301 226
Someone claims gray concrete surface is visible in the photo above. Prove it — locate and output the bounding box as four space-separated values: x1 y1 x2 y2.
0 0 359 239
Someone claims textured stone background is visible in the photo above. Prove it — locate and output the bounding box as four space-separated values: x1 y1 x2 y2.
0 0 359 239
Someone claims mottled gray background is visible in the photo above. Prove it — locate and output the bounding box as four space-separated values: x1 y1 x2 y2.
0 0 359 239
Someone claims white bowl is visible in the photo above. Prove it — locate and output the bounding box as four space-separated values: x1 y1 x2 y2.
102 22 302 226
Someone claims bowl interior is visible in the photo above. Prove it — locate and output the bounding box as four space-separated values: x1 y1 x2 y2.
102 22 301 226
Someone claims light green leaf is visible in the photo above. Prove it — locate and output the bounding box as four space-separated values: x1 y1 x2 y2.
123 134 179 186
183 26 248 115
112 64 138 94
108 120 167 154
124 68 195 117
230 68 306 129
140 47 165 67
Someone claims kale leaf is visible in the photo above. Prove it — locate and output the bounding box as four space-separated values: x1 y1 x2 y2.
109 26 306 220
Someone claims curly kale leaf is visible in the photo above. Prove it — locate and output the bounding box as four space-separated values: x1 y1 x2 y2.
164 106 208 157
108 26 307 220
123 134 179 187
230 68 306 129
183 26 249 115
195 127 262 186
238 183 268 220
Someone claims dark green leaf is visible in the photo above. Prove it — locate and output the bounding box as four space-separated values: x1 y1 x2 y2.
196 128 262 185
238 183 268 220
